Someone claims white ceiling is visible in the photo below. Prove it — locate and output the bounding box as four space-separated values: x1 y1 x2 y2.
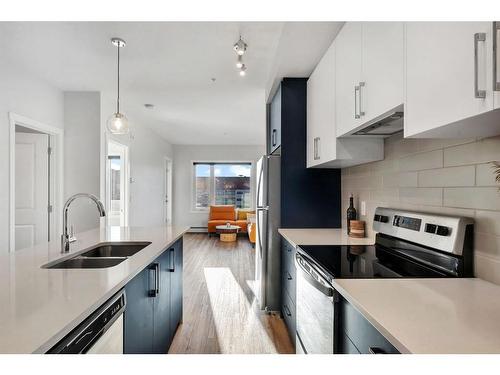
0 22 342 145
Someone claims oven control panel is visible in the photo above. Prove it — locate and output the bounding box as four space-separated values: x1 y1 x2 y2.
392 215 422 231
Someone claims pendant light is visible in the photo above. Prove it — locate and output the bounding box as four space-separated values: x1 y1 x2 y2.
107 37 129 135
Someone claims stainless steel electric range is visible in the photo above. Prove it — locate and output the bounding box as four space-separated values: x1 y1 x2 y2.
294 207 474 354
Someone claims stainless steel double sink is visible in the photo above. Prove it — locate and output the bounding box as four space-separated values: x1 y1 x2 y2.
43 242 152 269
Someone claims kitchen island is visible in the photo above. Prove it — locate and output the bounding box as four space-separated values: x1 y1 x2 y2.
0 225 188 353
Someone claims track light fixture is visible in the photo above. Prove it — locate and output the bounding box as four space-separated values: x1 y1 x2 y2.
233 36 247 56
233 36 248 77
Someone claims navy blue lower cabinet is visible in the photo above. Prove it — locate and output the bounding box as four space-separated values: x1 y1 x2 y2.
169 238 183 339
338 297 399 354
124 238 184 354
280 239 296 347
123 265 155 354
152 250 172 353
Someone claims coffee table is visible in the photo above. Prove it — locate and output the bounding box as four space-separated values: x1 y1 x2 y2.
215 225 240 242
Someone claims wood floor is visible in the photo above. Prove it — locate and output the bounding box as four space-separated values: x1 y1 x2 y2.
168 233 294 354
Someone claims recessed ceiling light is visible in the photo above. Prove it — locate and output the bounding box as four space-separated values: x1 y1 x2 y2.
144 104 155 109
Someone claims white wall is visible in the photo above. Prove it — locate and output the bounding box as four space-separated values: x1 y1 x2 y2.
0 58 64 253
64 92 102 232
100 94 174 227
172 144 265 229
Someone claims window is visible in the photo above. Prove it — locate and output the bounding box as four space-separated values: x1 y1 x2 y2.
193 162 252 211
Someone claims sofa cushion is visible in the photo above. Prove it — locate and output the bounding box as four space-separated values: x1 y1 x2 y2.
234 220 248 233
209 205 236 221
237 209 255 221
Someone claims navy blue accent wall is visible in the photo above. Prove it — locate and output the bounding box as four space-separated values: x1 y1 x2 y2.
278 78 342 228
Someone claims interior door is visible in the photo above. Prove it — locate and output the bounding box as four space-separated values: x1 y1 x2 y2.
405 22 494 137
15 132 49 250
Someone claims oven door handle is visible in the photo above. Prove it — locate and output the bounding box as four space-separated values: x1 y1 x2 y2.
295 254 334 297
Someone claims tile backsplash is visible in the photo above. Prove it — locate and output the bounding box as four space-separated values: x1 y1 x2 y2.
341 133 500 284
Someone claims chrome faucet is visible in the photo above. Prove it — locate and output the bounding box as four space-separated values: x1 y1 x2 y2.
61 193 106 253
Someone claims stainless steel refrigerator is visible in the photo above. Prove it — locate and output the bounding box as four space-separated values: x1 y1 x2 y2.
255 154 281 312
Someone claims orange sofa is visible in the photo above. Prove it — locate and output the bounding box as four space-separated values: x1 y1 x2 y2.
207 205 255 238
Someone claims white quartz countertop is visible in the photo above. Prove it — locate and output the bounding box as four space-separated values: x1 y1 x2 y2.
0 225 188 354
278 228 375 247
333 278 500 354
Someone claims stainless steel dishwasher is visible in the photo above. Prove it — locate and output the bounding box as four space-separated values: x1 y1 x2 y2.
48 290 126 354
295 252 337 354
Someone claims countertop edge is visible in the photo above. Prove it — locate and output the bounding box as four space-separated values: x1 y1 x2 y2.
331 280 412 354
278 228 375 248
31 227 189 354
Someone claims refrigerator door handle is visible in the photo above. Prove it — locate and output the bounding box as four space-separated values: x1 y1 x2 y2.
256 161 265 257
256 206 269 211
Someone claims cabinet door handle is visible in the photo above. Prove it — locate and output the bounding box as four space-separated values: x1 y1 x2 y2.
368 347 386 354
149 263 160 297
474 32 487 98
354 85 360 119
358 82 365 116
272 129 277 147
313 137 320 160
169 248 175 272
493 22 500 91
283 304 292 317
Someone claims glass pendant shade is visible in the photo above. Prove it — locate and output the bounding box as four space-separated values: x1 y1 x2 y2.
107 112 129 134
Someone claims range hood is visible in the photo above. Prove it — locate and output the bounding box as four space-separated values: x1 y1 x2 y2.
352 110 404 136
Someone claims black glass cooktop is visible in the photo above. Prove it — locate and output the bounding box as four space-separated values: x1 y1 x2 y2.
297 235 463 281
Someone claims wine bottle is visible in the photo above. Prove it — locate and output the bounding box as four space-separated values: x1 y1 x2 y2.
346 194 357 234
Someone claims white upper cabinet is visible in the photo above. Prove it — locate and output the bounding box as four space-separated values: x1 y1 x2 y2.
405 22 500 138
307 40 336 168
335 22 363 137
336 22 404 137
361 22 404 122
307 38 383 168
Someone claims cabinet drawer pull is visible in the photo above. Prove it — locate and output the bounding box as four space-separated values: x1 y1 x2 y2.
474 32 487 98
368 347 386 354
313 137 320 160
148 263 160 297
272 129 277 147
169 248 175 272
354 85 360 119
283 304 292 317
358 82 365 116
494 22 500 91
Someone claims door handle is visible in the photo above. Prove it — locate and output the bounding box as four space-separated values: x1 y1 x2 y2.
358 82 365 116
283 304 292 317
493 22 500 91
474 32 487 98
354 85 360 119
368 347 386 354
149 263 160 297
169 248 175 272
272 129 277 146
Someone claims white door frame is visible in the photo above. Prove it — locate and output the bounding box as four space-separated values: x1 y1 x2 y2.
164 157 173 224
105 139 130 227
9 112 64 253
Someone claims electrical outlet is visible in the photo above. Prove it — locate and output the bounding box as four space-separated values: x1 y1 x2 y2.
361 201 366 216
